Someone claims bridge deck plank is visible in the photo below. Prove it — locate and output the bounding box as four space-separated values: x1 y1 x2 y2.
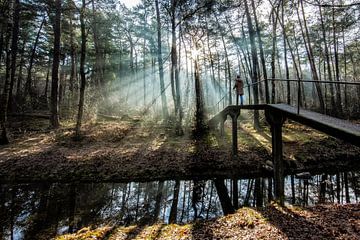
210 103 360 146
268 104 360 137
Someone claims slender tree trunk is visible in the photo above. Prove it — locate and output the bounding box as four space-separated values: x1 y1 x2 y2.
155 0 169 119
342 28 348 114
251 0 269 103
75 0 87 138
16 40 26 98
92 0 103 98
44 58 51 99
69 17 76 104
282 1 290 105
50 0 61 128
298 0 325 112
170 0 183 135
0 25 11 144
332 4 342 115
25 17 45 97
319 7 335 113
271 10 278 104
194 52 204 132
244 0 260 129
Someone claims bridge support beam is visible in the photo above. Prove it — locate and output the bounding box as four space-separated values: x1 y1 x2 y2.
266 109 286 205
230 110 240 156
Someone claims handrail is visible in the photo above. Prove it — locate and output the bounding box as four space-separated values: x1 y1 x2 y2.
269 78 360 86
211 78 359 115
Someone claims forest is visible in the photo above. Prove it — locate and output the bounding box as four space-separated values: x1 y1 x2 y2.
0 0 359 139
0 0 360 239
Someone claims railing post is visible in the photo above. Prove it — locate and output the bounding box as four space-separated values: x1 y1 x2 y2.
297 78 301 114
266 109 286 205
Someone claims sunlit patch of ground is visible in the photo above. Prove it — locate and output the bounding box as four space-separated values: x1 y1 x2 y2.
0 114 359 182
55 203 360 240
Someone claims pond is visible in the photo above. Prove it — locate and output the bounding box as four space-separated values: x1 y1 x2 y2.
0 172 359 239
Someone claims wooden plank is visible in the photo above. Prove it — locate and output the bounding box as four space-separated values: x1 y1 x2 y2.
268 104 360 147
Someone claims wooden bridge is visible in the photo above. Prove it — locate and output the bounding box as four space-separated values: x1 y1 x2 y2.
209 103 360 204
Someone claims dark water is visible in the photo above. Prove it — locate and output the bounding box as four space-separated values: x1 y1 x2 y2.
0 172 359 239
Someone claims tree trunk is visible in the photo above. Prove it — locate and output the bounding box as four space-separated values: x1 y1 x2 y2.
155 0 169 119
282 1 290 105
8 0 20 111
251 0 269 103
332 5 342 115
16 40 26 98
194 53 205 132
69 17 77 105
319 7 335 113
0 26 11 144
25 17 45 97
50 0 61 128
170 0 183 135
75 0 87 138
244 0 260 129
298 0 325 112
271 10 278 104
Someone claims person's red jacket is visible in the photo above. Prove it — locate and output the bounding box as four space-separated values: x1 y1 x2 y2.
234 78 244 95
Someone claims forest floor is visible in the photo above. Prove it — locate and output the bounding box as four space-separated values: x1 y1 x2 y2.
0 110 359 182
56 202 360 240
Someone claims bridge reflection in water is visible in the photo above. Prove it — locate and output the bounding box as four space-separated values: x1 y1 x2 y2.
0 172 358 239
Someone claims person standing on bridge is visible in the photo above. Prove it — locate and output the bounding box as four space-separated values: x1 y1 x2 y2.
233 75 244 105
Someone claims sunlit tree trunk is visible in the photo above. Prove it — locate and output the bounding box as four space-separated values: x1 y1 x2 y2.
270 9 277 104
194 50 205 132
251 0 269 103
155 0 169 119
244 0 260 129
298 0 325 112
170 0 183 135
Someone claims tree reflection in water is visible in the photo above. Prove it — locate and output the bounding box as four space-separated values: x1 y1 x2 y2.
0 171 359 239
